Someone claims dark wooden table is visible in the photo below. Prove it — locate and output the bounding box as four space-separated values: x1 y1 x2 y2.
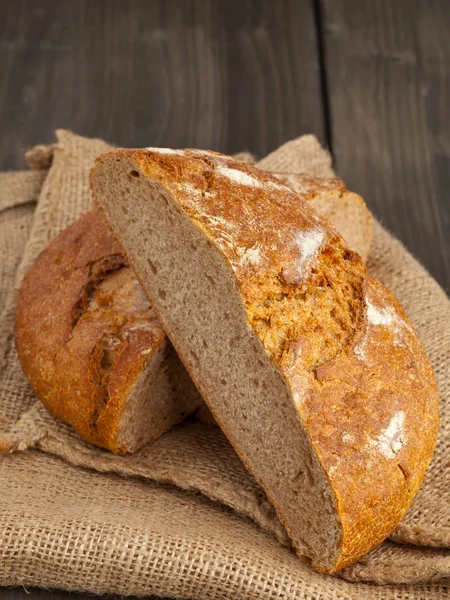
1 0 449 598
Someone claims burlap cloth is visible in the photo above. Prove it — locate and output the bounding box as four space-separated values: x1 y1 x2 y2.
0 131 449 599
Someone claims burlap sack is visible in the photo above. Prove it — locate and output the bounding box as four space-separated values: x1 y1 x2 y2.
0 170 46 347
0 131 449 598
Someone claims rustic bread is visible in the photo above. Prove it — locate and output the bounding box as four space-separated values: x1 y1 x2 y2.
15 210 202 454
15 174 373 448
92 148 439 572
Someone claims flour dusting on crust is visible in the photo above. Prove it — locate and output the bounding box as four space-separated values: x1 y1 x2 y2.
239 245 262 267
179 182 202 197
178 182 218 205
190 149 233 161
216 164 290 194
366 300 394 327
267 180 292 192
216 165 262 187
371 411 406 459
279 228 325 284
295 229 324 272
354 293 415 362
146 147 183 155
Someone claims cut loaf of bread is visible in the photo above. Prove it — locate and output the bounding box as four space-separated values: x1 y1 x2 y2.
15 210 202 453
15 174 372 452
92 148 439 572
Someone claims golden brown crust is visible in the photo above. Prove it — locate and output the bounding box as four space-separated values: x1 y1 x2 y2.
15 210 165 454
301 274 438 568
95 147 439 570
272 173 373 263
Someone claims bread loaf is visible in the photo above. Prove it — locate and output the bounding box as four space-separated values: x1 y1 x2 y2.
15 210 202 453
15 174 372 449
92 147 439 571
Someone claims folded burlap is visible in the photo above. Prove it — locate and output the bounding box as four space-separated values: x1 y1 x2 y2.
0 131 449 598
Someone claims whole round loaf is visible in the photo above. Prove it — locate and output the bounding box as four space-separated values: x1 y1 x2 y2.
91 147 439 572
15 210 201 453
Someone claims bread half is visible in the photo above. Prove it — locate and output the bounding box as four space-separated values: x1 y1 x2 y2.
92 147 439 571
15 210 201 453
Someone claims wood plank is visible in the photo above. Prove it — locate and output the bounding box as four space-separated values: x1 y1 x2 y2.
322 0 450 291
0 0 325 170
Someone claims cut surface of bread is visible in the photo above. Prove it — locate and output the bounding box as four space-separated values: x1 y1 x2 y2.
92 148 439 572
15 210 201 454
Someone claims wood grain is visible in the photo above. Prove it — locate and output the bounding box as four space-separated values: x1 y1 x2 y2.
0 0 325 170
322 0 450 291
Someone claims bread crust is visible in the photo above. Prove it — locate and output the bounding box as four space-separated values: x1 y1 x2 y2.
15 210 171 453
272 173 373 263
91 147 439 571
